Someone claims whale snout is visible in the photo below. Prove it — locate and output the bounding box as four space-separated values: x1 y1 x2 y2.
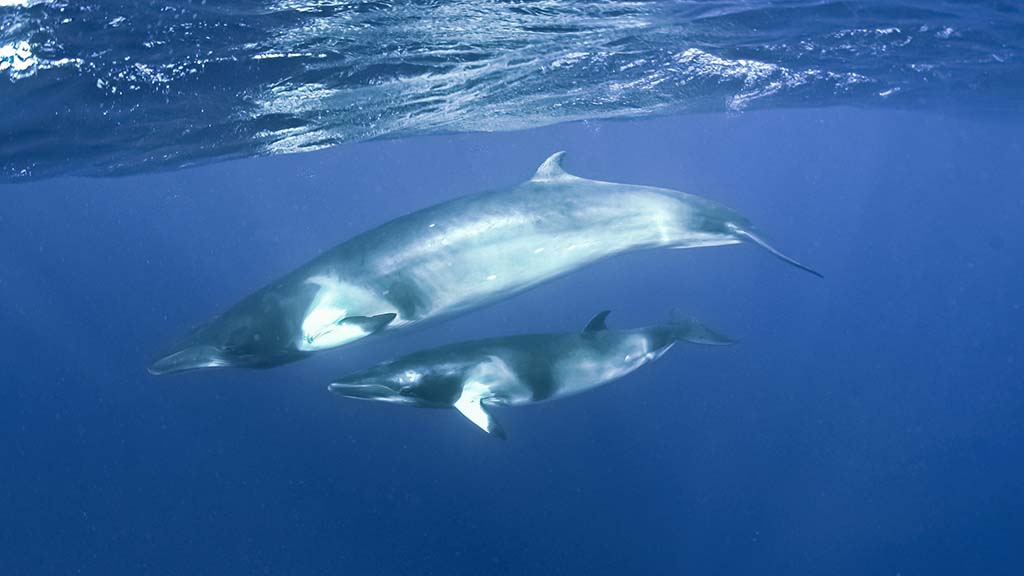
327 374 415 404
328 382 399 398
148 345 228 375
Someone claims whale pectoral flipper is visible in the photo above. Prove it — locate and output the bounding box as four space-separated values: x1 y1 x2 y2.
726 224 823 278
453 387 506 439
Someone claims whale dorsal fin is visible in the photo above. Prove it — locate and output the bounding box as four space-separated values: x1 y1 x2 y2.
583 310 611 333
531 151 577 182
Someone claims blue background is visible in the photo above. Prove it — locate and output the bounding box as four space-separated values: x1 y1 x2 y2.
1 108 1022 574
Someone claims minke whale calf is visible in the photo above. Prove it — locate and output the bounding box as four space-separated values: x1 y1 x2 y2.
329 311 733 437
150 152 818 375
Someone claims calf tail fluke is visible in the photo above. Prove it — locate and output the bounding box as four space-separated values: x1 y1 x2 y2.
727 224 823 278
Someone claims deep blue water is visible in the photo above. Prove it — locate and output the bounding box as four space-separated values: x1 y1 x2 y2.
2 108 1023 574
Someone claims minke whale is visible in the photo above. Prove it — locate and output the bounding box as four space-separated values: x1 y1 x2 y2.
150 152 819 375
329 311 733 437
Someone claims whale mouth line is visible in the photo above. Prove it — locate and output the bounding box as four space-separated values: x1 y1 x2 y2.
328 382 407 403
148 345 229 376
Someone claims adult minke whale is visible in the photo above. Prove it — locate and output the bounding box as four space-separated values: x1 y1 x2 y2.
149 152 819 375
329 311 733 437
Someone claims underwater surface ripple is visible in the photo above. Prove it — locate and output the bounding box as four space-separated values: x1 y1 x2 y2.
1 0 1021 180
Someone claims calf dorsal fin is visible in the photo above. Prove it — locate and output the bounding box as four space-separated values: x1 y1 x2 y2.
583 310 611 333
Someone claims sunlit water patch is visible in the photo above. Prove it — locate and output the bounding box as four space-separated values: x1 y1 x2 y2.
1 1 1021 180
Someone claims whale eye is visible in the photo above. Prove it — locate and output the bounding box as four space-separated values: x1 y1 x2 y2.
223 326 255 354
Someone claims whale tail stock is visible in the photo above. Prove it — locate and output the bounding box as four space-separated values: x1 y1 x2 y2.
530 150 822 279
666 310 735 346
584 309 734 346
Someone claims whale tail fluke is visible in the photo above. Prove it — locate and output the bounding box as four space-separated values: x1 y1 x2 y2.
727 224 823 278
667 312 735 346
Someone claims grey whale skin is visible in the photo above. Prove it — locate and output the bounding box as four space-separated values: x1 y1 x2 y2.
329 311 733 437
150 152 819 375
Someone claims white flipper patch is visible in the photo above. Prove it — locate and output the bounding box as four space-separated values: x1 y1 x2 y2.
453 381 505 438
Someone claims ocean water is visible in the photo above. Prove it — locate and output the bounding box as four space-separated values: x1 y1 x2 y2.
2 1 1022 179
2 3 1024 576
